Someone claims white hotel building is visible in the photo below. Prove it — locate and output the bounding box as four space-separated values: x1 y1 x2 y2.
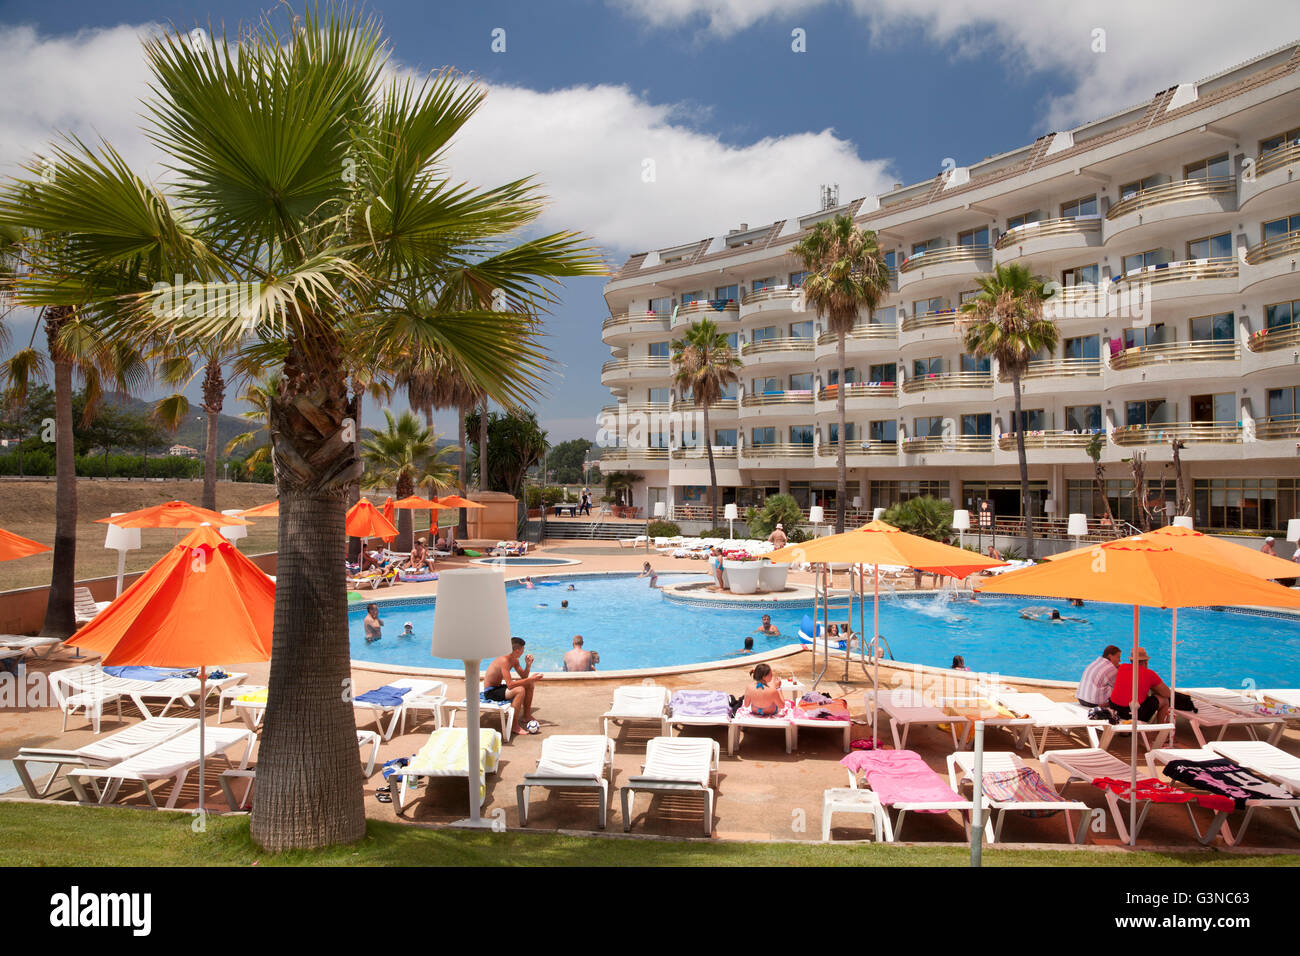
598 43 1300 537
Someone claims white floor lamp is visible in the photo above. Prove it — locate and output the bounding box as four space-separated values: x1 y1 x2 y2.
103 515 141 598
431 568 513 828
953 509 970 550
725 502 737 540
1067 512 1088 551
809 505 824 539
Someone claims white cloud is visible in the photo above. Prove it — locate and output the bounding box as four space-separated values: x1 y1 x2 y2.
609 0 1300 129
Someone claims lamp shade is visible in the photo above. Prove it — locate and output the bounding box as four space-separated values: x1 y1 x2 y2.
873 508 886 521
809 506 825 524
952 509 971 531
219 509 249 543
724 503 738 521
852 496 861 509
431 569 513 661
103 514 141 552
1287 518 1300 543
1044 498 1056 514
653 501 667 518
1067 513 1089 537
1172 515 1194 530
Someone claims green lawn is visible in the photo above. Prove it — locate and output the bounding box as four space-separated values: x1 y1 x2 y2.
2 803 1297 866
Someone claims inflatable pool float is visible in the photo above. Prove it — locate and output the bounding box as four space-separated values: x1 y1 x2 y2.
798 613 847 651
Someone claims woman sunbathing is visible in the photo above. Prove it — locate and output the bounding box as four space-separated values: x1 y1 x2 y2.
743 663 785 717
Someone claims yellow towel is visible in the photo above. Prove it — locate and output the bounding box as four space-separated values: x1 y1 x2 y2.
237 688 268 703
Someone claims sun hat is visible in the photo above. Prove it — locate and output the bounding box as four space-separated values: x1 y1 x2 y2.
776 523 784 530
1265 536 1275 542
404 621 414 628
1132 646 1150 662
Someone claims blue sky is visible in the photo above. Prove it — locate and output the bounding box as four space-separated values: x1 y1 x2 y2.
3 0 1298 441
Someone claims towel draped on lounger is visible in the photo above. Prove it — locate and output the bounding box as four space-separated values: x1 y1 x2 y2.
355 685 414 707
840 749 963 812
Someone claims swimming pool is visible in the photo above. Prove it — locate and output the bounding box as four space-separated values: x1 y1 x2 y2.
349 572 1300 686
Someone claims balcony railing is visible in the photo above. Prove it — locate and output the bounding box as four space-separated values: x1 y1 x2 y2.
1256 142 1300 177
818 440 898 457
1108 340 1239 370
740 336 816 356
1244 230 1300 265
996 430 1100 451
816 324 898 346
1111 257 1238 287
600 402 670 417
1010 358 1103 381
670 398 739 412
1247 321 1300 353
1106 177 1235 219
994 215 1102 249
740 391 815 408
902 436 994 453
674 299 740 323
817 382 897 400
1043 286 1106 319
670 445 739 460
740 442 815 457
1253 415 1300 441
900 371 994 393
740 286 802 306
599 447 670 462
601 358 671 376
602 310 672 334
899 244 992 273
901 309 959 332
1110 421 1242 445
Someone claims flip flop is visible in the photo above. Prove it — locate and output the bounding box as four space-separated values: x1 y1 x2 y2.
375 790 392 804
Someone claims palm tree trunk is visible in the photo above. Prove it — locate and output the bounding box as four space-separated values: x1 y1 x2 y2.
395 473 414 552
41 308 77 638
251 338 365 851
835 332 848 534
478 396 488 490
346 379 362 562
456 404 468 540
1012 372 1034 559
201 357 224 511
703 404 717 527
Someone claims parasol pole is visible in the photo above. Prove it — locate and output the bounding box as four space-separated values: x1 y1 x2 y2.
872 561 880 748
1130 605 1139 846
1169 607 1178 730
198 664 207 817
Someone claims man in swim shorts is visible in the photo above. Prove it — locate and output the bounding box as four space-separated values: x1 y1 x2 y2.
562 635 595 672
363 604 383 643
484 637 544 734
755 614 780 636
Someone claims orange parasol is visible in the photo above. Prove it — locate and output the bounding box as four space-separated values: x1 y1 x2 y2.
1046 524 1300 579
236 500 280 518
67 525 274 811
434 495 485 509
346 499 398 541
978 537 1300 844
94 500 251 529
0 527 51 562
381 496 397 539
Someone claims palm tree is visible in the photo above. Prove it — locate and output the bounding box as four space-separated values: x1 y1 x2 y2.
671 317 740 527
1084 433 1115 528
959 263 1059 559
223 373 280 476
0 8 604 850
361 409 458 549
790 215 893 532
153 346 238 510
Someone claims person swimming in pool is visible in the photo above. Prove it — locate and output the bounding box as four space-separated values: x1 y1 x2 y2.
639 562 659 589
363 604 383 644
522 576 535 589
1021 606 1087 623
399 621 416 640
743 663 785 717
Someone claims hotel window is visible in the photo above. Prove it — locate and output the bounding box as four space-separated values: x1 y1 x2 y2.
1005 211 1039 230
714 284 738 301
648 341 669 358
720 382 738 400
1122 249 1163 273
826 367 858 386
1186 232 1231 260
788 372 813 392
725 332 739 351
1065 404 1102 432
751 427 776 446
648 388 669 405
789 319 813 339
751 277 776 292
913 416 945 438
714 428 737 446
1184 153 1230 180
913 356 943 377
1064 335 1100 360
872 306 897 326
1125 398 1170 427
1189 312 1234 342
828 422 857 443
648 296 671 313
1061 264 1100 287
911 238 938 256
1068 478 1137 523
961 413 992 436
912 296 945 316
868 362 897 382
752 376 780 394
870 480 950 510
957 226 989 247
1265 299 1300 330
960 353 991 374
789 425 815 445
788 270 810 287
1260 128 1300 155
1119 174 1161 199
648 431 668 449
750 325 779 343
1262 214 1300 242
868 420 897 443
681 290 703 304
1123 323 1167 348
1060 195 1098 218
958 289 980 305
1195 478 1298 533
1267 386 1299 422
1011 409 1046 432
883 251 897 273
1189 393 1235 423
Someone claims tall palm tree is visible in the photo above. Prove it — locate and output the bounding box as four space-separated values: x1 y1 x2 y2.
671 317 740 527
1084 433 1115 528
790 215 893 532
153 346 239 510
223 373 280 476
0 8 604 850
361 409 458 549
959 263 1059 559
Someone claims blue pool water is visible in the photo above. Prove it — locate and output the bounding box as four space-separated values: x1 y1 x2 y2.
350 572 1300 687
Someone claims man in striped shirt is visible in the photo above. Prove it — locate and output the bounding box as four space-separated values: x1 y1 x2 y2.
1077 645 1122 708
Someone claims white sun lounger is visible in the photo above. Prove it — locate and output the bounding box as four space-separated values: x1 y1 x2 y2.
66 725 256 809
621 736 719 836
844 751 975 842
73 587 112 626
993 692 1107 756
47 672 122 734
442 697 515 743
789 714 853 753
218 730 387 811
516 735 616 829
864 688 952 750
1172 697 1284 749
51 665 248 721
390 727 503 814
1208 740 1300 793
1258 689 1300 710
946 750 1091 843
731 709 794 754
351 679 442 741
1146 747 1300 846
667 694 735 755
1095 717 1175 753
1188 687 1299 738
602 685 670 743
12 717 196 799
1041 747 1199 845
0 634 66 660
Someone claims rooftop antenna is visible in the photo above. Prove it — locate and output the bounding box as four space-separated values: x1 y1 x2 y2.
819 184 839 210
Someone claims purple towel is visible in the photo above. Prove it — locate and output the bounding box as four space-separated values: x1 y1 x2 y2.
355 685 412 707
671 690 732 718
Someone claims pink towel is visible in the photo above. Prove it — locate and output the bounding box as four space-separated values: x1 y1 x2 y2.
841 749 963 812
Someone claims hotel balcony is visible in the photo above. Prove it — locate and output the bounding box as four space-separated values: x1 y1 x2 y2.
899 309 960 349
672 299 740 328
1253 415 1300 441
997 358 1102 397
1103 177 1237 245
1241 230 1300 295
739 390 815 418
1246 320 1300 354
817 439 899 461
740 336 816 365
1108 257 1239 314
997 430 1098 451
601 310 672 345
738 442 815 467
1240 143 1300 210
600 402 671 418
598 446 670 467
669 397 739 415
600 358 671 385
1108 339 1239 370
668 444 742 485
670 444 739 461
899 371 994 405
1110 421 1242 446
739 285 804 319
993 216 1102 264
897 244 992 293
815 381 898 413
1042 286 1106 324
814 323 897 356
901 436 995 457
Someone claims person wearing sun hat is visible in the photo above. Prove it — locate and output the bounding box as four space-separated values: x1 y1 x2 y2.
1260 536 1277 556
1109 645 1171 723
767 523 787 549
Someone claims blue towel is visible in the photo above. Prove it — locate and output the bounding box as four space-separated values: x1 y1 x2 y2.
355 685 412 707
103 666 194 682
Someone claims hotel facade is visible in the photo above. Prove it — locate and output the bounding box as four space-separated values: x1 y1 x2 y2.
598 44 1300 536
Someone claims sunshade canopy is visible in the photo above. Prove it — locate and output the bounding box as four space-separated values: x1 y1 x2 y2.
346 498 399 540
94 500 251 528
236 500 280 518
434 495 485 509
392 495 441 509
765 519 1006 577
1046 525 1300 580
0 527 51 561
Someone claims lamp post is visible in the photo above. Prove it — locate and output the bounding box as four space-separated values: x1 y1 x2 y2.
431 568 513 827
724 502 738 540
103 514 141 598
647 500 666 552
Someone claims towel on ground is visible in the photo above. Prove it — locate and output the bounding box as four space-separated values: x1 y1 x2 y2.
840 749 963 812
670 690 733 718
355 685 414 707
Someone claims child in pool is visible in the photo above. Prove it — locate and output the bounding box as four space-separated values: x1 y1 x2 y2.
743 663 785 717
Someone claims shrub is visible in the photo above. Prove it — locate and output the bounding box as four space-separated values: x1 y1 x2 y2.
747 493 804 539
647 520 681 538
883 496 953 541
541 486 566 506
525 486 542 508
